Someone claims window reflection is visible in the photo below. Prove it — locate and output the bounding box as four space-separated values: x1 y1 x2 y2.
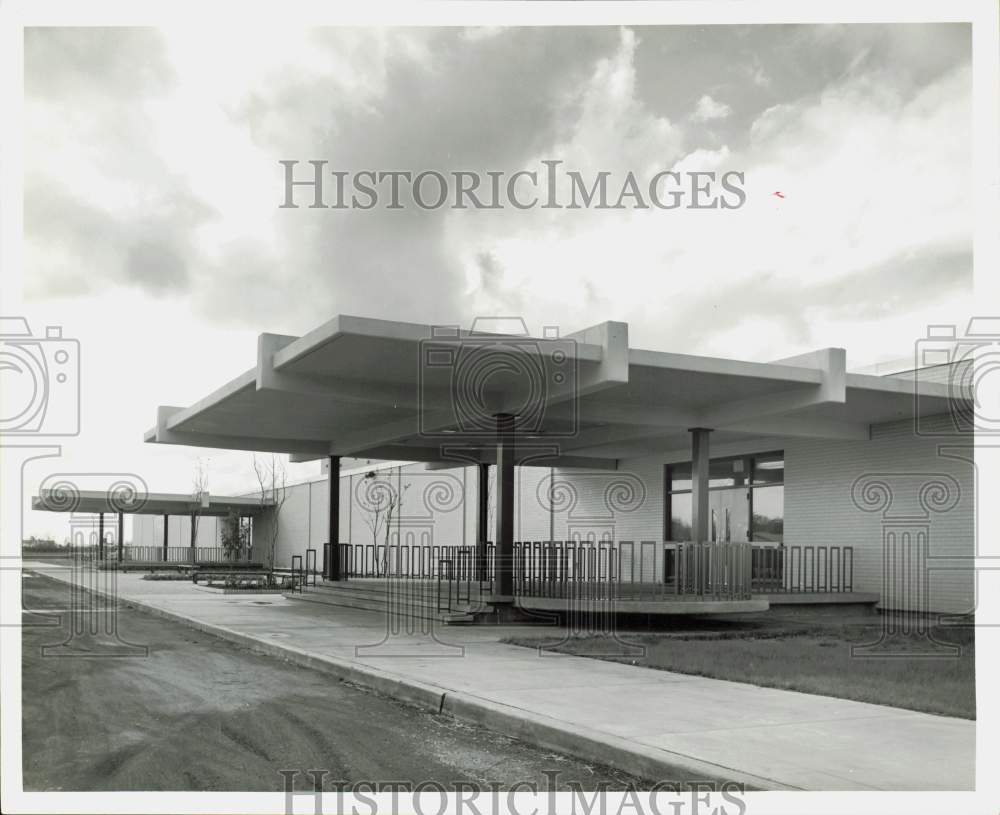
666 451 783 542
752 485 784 543
670 492 692 541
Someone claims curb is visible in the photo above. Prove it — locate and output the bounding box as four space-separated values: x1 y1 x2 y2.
439 691 793 790
31 570 795 791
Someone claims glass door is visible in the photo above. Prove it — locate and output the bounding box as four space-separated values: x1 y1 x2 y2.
708 486 750 542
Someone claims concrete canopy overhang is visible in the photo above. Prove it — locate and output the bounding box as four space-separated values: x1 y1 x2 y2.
143 315 956 467
32 490 272 517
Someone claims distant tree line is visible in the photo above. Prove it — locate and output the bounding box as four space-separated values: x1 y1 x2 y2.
21 537 65 552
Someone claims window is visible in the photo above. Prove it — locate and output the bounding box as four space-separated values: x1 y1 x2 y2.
752 453 784 485
669 492 692 541
751 485 784 543
665 451 783 543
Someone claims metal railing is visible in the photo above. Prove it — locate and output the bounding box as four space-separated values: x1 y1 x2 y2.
513 540 615 599
318 540 855 602
82 545 255 564
751 545 854 593
511 540 753 601
669 542 753 600
337 542 479 580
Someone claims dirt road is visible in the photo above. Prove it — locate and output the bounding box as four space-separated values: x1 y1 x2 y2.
22 572 652 791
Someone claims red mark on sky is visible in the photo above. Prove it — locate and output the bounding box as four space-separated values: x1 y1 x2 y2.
772 191 785 199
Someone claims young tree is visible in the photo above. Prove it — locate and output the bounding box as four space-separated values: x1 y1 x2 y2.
191 458 209 549
220 508 249 561
358 469 408 576
252 453 288 568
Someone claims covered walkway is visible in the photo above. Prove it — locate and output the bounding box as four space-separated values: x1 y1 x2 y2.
32 488 271 564
142 314 954 610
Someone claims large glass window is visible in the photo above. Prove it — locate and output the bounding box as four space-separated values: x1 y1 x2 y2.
752 453 784 485
669 492 692 541
751 485 784 543
665 451 783 542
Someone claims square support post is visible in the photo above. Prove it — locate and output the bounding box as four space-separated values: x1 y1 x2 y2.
189 514 195 562
690 428 712 543
117 512 124 562
98 512 104 560
327 455 341 580
476 462 490 582
495 414 515 597
162 514 169 562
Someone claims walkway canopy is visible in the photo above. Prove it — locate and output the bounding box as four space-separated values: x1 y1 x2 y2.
32 490 271 517
142 315 954 466
32 489 273 562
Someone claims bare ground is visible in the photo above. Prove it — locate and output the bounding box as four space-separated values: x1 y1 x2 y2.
22 573 662 792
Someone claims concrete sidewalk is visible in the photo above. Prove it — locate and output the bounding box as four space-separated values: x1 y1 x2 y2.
24 562 974 792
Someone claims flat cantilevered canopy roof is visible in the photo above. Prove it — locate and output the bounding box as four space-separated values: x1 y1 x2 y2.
144 315 958 468
33 490 272 517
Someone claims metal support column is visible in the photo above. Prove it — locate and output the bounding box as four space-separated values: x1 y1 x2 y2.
690 428 712 543
327 455 341 580
495 414 515 597
162 514 169 562
117 512 124 562
476 462 490 582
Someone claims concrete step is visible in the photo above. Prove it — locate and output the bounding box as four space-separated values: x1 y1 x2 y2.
285 581 482 625
303 579 489 607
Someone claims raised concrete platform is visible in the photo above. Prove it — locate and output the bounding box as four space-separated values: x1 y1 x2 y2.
515 595 770 615
24 561 974 792
290 580 480 624
760 592 880 605
312 578 771 619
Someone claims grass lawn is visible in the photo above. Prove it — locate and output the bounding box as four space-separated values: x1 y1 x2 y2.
504 618 975 719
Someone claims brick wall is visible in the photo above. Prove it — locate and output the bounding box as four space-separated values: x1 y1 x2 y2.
784 414 974 614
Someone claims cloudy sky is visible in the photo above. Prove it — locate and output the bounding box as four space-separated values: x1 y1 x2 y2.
16 23 972 539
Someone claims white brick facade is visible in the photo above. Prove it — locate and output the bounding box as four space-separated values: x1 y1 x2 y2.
783 414 974 614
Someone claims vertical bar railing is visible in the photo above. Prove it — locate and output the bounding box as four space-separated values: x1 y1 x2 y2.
317 539 833 603
750 544 854 594
436 558 453 612
305 548 317 586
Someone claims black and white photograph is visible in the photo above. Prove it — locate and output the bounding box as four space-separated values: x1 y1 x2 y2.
1 2 998 813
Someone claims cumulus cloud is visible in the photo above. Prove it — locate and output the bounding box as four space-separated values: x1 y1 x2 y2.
444 31 972 360
23 23 972 355
693 94 732 121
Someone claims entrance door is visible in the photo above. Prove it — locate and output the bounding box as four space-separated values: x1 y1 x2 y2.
708 487 750 542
